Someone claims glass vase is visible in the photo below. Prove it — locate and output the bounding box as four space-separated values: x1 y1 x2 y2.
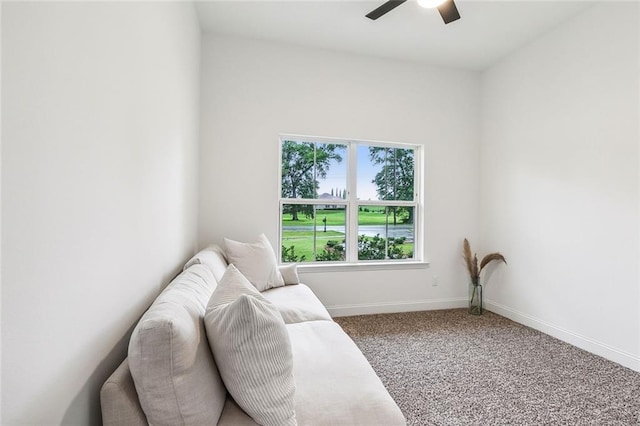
469 283 483 315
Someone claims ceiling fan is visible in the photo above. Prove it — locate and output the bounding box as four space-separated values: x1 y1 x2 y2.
366 0 461 24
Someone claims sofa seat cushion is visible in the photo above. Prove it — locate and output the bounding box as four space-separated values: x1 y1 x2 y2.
216 320 406 426
128 264 226 426
287 321 406 426
100 359 147 426
217 398 259 426
262 284 332 324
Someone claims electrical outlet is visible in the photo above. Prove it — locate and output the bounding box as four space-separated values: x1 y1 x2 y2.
432 276 440 287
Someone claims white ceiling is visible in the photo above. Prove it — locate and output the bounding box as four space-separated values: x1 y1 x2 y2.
195 0 596 70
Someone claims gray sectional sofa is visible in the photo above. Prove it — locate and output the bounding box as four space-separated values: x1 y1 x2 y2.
101 244 406 425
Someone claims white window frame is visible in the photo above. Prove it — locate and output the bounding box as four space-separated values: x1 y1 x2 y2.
278 134 426 269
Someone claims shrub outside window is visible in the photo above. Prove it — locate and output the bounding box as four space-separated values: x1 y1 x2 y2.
279 135 421 264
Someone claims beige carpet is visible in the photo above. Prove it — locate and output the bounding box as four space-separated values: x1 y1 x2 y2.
335 309 640 425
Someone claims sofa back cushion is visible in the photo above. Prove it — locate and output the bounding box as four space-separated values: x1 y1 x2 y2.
183 244 229 282
184 243 301 287
128 264 226 426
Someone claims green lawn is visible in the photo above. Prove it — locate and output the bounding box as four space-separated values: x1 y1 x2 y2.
281 209 346 226
281 230 345 261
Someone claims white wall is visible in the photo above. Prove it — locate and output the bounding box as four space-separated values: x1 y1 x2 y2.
200 35 480 315
480 2 640 371
1 2 201 424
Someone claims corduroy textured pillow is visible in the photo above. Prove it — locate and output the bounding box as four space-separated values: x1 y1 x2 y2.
204 265 297 426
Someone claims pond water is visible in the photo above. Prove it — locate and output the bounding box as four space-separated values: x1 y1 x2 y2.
282 224 414 241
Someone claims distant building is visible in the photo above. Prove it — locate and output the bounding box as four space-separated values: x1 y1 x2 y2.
318 193 342 210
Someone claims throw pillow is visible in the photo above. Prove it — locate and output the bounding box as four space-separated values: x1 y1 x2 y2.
223 234 285 291
204 265 297 426
279 264 300 285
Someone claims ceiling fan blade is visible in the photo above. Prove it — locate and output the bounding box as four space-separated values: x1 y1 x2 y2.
366 0 408 20
437 0 461 24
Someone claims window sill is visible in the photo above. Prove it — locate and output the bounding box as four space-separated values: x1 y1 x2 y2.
294 260 430 273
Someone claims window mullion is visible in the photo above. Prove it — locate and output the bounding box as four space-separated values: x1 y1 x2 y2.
347 142 358 262
312 205 318 261
353 200 415 207
414 146 422 261
281 198 348 206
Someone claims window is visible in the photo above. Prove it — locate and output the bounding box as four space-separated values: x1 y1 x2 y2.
279 135 422 265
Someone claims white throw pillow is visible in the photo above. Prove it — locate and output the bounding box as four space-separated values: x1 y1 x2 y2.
204 265 297 426
223 234 285 291
278 264 300 285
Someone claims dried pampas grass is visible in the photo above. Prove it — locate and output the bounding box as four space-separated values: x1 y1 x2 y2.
463 238 506 286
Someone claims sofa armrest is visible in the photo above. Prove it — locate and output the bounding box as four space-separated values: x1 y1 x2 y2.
100 359 148 426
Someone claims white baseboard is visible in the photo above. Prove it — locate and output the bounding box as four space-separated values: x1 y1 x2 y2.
485 299 640 372
327 297 467 318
